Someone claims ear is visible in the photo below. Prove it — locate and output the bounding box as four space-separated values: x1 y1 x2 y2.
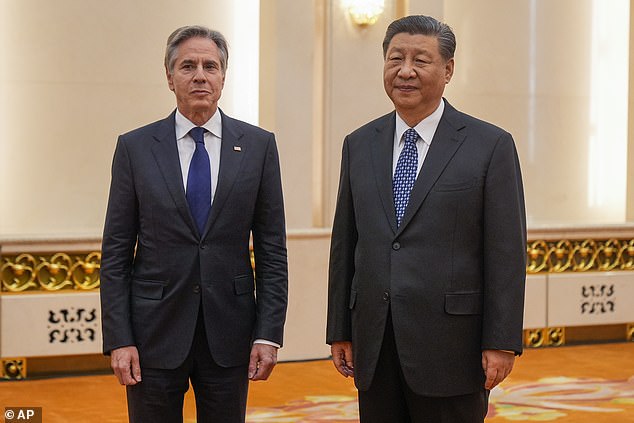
444 58 455 84
166 66 175 91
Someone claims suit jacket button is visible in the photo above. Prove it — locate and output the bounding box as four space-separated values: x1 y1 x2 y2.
392 242 400 250
193 284 201 294
200 243 206 250
382 291 390 301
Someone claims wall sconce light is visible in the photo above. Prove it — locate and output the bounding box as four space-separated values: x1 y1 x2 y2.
343 0 385 27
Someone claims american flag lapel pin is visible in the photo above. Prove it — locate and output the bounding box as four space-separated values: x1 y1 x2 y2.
233 146 242 152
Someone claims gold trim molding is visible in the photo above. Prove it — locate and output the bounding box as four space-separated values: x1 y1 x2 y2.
1 252 101 292
0 237 633 292
527 238 634 274
1 358 26 380
524 327 565 348
524 328 546 348
524 324 634 348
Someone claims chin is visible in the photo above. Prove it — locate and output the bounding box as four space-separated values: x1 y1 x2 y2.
394 99 420 110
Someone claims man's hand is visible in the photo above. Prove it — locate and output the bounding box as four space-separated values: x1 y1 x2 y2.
111 346 142 385
482 349 515 390
331 341 354 378
248 344 278 381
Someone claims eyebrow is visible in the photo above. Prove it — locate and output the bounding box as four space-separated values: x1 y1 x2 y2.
179 58 219 66
389 46 433 54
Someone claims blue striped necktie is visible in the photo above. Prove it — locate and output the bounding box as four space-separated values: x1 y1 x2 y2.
186 127 211 234
393 128 419 227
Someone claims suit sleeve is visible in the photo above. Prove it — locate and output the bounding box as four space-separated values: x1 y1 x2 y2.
481 132 527 354
326 137 358 344
100 137 138 354
251 133 288 346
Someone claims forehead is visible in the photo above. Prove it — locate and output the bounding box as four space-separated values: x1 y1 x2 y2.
175 37 220 61
386 33 440 55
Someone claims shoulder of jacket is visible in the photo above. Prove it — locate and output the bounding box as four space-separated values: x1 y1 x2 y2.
447 107 510 138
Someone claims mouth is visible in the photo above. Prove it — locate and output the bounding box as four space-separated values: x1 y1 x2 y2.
191 89 211 95
395 85 417 92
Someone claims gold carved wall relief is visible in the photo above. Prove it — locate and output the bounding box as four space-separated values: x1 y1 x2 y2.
526 238 634 274
1 252 101 292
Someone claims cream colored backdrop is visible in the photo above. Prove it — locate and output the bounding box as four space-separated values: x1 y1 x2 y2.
3 0 632 236
444 0 630 226
0 0 258 237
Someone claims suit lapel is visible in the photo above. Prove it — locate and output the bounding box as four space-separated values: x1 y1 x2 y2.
370 112 398 234
397 102 466 234
151 112 199 235
202 111 245 237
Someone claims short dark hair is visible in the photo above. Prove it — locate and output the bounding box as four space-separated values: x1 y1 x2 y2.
165 25 229 74
382 15 456 62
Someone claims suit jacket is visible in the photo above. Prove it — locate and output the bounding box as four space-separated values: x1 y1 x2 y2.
327 100 526 396
101 110 288 369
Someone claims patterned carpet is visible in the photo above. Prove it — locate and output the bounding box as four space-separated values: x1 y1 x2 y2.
246 343 634 422
245 376 634 422
1 342 633 422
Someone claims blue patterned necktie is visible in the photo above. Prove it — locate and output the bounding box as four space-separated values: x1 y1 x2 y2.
186 127 211 234
393 128 419 227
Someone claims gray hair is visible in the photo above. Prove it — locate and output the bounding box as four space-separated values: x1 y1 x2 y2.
382 15 456 62
165 25 229 74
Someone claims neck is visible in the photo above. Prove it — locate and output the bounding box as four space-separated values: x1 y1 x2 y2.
181 107 217 127
398 112 424 128
396 100 442 127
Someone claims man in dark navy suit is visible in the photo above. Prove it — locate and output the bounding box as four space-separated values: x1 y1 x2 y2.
327 15 526 422
101 25 288 423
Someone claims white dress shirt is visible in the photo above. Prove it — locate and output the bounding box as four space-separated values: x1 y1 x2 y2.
392 99 445 177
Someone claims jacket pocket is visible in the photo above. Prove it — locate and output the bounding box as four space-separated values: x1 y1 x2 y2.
445 292 482 315
234 274 254 295
131 278 167 300
349 289 357 309
433 178 476 192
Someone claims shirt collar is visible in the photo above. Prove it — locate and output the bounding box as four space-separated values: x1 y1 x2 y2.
175 108 222 140
395 99 445 146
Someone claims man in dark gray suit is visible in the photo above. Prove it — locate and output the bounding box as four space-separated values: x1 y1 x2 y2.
100 25 288 423
327 15 526 422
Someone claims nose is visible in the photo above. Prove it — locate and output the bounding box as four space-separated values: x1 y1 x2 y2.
193 64 206 82
397 59 416 79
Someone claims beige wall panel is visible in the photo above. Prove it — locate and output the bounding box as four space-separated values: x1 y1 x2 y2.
523 274 547 329
408 0 444 18
547 271 634 327
324 3 395 226
277 230 331 361
628 0 634 221
0 292 101 357
444 0 629 226
259 0 316 229
1 82 171 236
0 0 256 237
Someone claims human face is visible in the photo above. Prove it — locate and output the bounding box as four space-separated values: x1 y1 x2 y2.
166 37 225 125
383 33 454 124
